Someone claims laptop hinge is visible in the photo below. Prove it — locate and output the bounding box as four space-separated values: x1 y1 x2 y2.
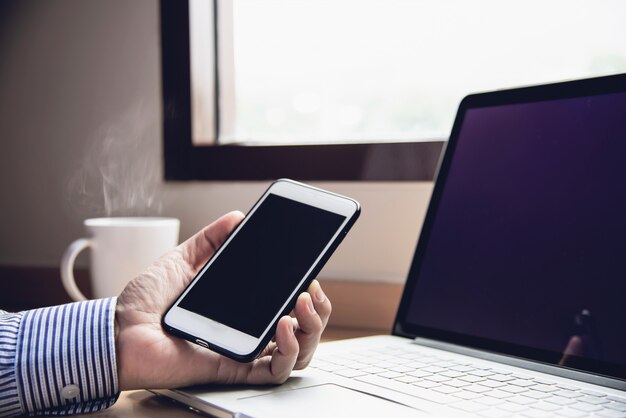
412 337 626 392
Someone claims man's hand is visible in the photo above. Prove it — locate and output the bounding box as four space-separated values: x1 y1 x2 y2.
115 211 332 390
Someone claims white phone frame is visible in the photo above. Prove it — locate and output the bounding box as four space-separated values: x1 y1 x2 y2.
164 179 360 357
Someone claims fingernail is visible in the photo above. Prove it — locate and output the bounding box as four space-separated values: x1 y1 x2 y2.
315 286 326 303
306 294 315 313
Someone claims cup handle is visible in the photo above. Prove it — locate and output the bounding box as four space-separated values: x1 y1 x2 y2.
60 238 92 301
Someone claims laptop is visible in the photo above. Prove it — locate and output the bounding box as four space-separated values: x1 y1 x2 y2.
153 73 626 417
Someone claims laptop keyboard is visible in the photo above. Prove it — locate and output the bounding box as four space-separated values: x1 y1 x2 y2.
310 345 626 417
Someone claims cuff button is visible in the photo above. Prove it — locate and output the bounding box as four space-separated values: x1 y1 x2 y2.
61 384 80 400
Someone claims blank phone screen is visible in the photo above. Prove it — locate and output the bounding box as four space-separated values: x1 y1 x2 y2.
179 193 346 337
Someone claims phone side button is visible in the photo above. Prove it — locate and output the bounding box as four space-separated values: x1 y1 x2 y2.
195 339 209 348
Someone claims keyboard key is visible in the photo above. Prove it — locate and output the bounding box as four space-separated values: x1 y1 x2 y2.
355 374 459 404
406 370 432 379
556 383 579 391
377 371 404 379
329 354 355 363
452 400 488 412
373 346 399 352
508 396 536 405
432 360 456 368
426 375 451 383
316 356 340 364
451 365 476 373
531 384 559 393
470 369 495 377
490 374 516 382
361 366 385 374
532 378 555 385
480 380 507 389
422 365 447 373
580 388 606 397
388 357 414 365
569 402 603 412
441 370 465 378
418 356 441 364
353 361 377 369
413 380 441 389
500 385 529 394
523 390 551 400
579 395 609 405
530 401 560 412
487 390 516 399
553 389 583 399
447 379 472 388
358 357 384 365
433 385 461 395
452 391 482 400
348 355 370 363
465 384 492 394
341 361 366 369
607 395 626 403
510 379 536 388
397 352 422 360
510 373 533 380
554 409 587 417
475 397 506 406
605 402 626 412
393 375 421 384
597 409 626 418
545 396 576 406
371 354 395 362
388 365 415 373
406 361 429 369
376 362 399 369
474 396 505 406
498 402 529 413
334 369 367 378
460 375 486 383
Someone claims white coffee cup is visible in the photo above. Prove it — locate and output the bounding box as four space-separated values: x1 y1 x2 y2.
61 217 180 301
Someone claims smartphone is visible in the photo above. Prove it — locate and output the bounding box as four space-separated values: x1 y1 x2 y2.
162 179 360 362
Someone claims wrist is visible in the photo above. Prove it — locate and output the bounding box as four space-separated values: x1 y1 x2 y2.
115 299 130 391
114 295 150 391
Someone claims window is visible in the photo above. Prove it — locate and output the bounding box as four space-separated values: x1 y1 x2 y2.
161 0 626 180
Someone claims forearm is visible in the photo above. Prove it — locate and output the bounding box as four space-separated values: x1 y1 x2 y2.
0 299 120 417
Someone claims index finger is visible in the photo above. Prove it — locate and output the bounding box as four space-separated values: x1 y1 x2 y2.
291 281 331 369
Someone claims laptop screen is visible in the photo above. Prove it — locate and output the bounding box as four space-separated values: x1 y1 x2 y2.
396 75 626 381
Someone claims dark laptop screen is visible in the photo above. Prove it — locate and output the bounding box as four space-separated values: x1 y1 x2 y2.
402 84 626 379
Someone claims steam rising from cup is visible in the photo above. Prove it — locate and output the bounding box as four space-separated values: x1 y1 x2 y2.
67 105 162 217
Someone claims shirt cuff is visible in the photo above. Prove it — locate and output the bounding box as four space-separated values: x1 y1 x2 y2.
1 310 23 417
15 298 120 416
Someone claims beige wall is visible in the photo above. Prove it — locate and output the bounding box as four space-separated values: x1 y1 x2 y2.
0 0 433 284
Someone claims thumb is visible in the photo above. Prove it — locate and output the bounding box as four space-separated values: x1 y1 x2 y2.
180 211 244 270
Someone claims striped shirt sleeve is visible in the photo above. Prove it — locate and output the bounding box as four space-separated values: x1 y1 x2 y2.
0 298 119 417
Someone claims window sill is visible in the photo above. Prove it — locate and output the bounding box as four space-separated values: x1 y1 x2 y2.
163 141 445 181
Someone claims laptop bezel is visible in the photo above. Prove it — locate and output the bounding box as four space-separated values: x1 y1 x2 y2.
392 73 626 383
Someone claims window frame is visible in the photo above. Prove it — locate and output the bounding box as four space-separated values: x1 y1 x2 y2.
160 0 444 181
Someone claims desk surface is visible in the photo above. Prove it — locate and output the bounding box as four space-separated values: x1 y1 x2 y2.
73 326 380 418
